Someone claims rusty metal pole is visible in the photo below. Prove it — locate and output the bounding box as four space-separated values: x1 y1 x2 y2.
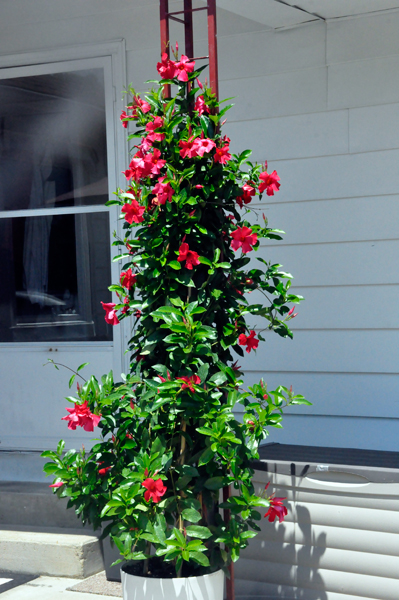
183 0 194 59
207 0 219 100
159 0 171 98
223 485 235 600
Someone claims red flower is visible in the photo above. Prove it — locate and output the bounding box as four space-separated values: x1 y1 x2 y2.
179 136 197 159
194 95 209 116
238 330 259 353
177 242 200 270
120 268 137 289
121 297 130 314
175 55 195 82
142 478 167 503
214 144 231 164
193 135 216 157
236 184 256 209
259 169 280 196
127 95 151 117
144 148 166 176
101 302 119 326
264 496 288 523
122 200 145 224
125 432 133 440
120 110 128 128
62 400 101 432
49 481 64 488
157 53 177 80
152 176 174 205
134 309 141 318
231 226 257 254
98 463 112 477
145 116 165 142
178 374 201 392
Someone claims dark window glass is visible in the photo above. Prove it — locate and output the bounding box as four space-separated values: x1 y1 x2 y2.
0 212 112 342
0 69 108 211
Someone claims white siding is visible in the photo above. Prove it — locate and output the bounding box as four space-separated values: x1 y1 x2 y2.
0 0 398 455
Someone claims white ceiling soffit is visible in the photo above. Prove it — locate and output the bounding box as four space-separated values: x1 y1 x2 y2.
216 0 320 29
276 0 399 20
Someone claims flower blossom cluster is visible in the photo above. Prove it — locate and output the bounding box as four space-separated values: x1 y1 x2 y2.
61 400 101 432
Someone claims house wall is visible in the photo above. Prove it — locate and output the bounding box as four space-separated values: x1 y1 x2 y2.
0 1 398 454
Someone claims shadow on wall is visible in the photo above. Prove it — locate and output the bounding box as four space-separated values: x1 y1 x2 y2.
296 505 327 600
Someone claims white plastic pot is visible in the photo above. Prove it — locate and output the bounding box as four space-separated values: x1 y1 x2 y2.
121 567 224 600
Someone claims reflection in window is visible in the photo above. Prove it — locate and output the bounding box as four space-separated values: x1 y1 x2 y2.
0 213 112 342
0 69 108 211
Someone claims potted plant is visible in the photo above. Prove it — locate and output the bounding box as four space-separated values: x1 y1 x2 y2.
42 48 309 600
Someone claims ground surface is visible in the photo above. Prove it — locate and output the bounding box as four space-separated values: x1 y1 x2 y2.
0 572 122 599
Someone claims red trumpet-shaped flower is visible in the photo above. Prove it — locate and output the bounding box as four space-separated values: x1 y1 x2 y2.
177 242 200 270
152 176 174 205
231 226 257 254
175 55 195 82
142 478 167 503
178 374 201 392
101 302 119 326
194 95 209 116
214 143 231 164
236 184 256 209
49 481 64 488
259 169 280 196
62 400 101 432
120 268 137 289
145 116 165 143
264 495 288 523
157 53 177 80
122 200 145 224
238 330 259 353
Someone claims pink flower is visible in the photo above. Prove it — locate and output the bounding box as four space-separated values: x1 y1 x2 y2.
214 144 231 164
145 116 165 142
238 330 259 353
142 478 167 503
152 176 174 205
179 136 198 159
231 226 257 253
175 55 195 82
62 400 101 432
120 268 137 289
177 242 200 270
122 200 145 224
264 496 288 523
49 481 64 488
259 169 280 196
101 302 119 326
127 95 151 117
236 184 256 209
121 297 130 314
193 135 216 157
178 374 201 392
194 95 209 116
144 148 166 176
157 53 177 80
120 110 128 128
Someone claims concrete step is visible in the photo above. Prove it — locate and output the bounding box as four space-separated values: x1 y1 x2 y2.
0 482 84 529
0 525 104 578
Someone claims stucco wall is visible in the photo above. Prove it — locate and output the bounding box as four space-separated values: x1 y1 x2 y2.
0 1 398 452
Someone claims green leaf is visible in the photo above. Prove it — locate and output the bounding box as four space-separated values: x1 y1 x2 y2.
77 363 89 372
189 551 210 566
198 447 214 466
57 440 65 455
169 261 181 270
173 527 186 547
185 525 212 539
182 508 202 523
204 476 224 490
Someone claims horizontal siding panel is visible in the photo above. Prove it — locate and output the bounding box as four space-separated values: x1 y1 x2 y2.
250 195 399 244
328 55 399 110
235 578 369 600
239 330 399 374
349 102 399 153
263 149 399 202
241 372 399 418
218 21 326 81
245 523 399 558
246 284 399 330
327 10 399 64
238 546 399 581
253 239 399 286
226 110 349 162
260 415 399 452
220 68 327 121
